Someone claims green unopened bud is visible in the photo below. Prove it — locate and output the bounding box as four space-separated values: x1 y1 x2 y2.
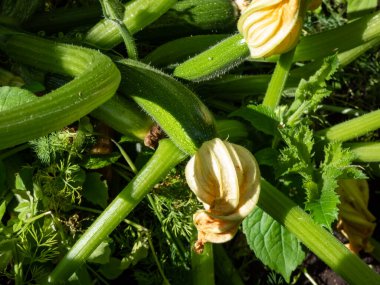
185 138 260 253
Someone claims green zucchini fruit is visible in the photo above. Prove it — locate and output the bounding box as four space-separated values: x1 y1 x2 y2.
84 0 176 49
137 0 238 42
117 59 217 155
0 0 42 23
91 95 154 142
0 33 120 150
143 34 228 67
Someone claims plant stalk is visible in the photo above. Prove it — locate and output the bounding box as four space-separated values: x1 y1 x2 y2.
191 241 214 285
346 142 380 162
316 109 380 142
262 49 295 109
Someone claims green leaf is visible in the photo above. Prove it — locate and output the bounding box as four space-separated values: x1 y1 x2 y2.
305 143 362 229
254 148 279 166
286 56 339 126
0 86 38 112
82 173 108 209
14 166 34 191
347 0 377 19
0 239 14 270
277 125 314 179
98 257 124 280
243 208 305 282
82 152 121 169
99 234 149 280
230 104 280 136
0 201 6 223
67 266 93 285
87 240 111 264
0 160 6 197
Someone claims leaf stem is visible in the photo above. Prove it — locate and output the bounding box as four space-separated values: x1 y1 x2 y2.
258 179 380 285
47 139 186 283
262 49 295 110
316 109 380 142
345 142 380 162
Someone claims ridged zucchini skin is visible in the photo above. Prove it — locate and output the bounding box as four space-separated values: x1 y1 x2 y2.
0 0 42 23
137 0 238 41
0 34 121 150
117 59 217 155
143 34 228 67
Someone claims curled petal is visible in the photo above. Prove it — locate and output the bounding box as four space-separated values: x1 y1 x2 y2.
238 0 302 58
185 138 260 251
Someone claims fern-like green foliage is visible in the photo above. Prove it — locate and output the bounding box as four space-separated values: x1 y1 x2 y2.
285 55 340 126
305 143 367 229
277 126 366 230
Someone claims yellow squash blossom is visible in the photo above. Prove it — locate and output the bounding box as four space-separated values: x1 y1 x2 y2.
238 0 321 58
185 138 260 253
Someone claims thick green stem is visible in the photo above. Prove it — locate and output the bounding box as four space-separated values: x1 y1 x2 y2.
191 242 214 285
262 49 295 109
345 142 380 162
47 139 186 283
84 0 176 49
0 33 120 150
258 179 380 285
316 109 380 142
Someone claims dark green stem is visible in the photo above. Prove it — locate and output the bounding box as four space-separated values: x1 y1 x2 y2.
213 245 244 285
47 139 186 283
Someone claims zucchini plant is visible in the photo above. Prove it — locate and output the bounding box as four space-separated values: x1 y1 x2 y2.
1 0 380 284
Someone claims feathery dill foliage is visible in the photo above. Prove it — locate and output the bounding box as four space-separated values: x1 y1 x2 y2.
28 120 95 212
151 167 200 242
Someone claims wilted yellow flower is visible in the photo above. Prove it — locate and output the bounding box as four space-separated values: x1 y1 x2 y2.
185 138 260 253
237 0 321 58
337 179 376 254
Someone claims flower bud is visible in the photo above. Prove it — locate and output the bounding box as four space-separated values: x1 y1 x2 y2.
238 0 303 58
185 138 260 252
